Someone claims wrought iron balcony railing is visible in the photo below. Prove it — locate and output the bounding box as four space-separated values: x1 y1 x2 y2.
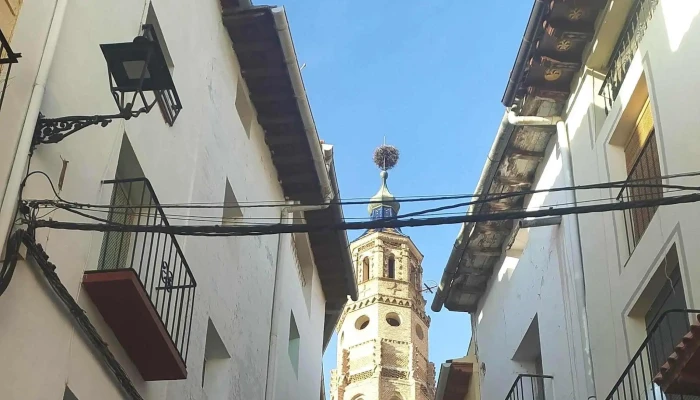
616 134 662 256
505 374 553 400
600 0 659 114
94 178 196 368
605 309 700 400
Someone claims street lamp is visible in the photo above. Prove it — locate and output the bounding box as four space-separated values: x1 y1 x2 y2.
33 25 182 146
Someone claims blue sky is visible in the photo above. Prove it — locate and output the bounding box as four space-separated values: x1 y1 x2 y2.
283 1 534 395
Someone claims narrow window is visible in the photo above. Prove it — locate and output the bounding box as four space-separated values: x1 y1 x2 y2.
645 249 687 375
387 255 395 279
622 99 661 249
145 3 181 126
222 178 243 225
146 3 174 70
236 76 255 138
362 257 370 283
202 318 231 395
98 135 145 271
288 312 301 375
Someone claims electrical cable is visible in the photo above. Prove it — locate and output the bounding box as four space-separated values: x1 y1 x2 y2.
24 170 700 211
28 192 700 237
33 186 690 226
0 230 22 297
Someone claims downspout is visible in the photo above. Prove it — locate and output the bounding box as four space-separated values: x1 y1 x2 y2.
0 0 68 253
431 111 514 312
507 110 597 400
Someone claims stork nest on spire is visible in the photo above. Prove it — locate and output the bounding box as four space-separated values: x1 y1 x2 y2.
373 145 399 170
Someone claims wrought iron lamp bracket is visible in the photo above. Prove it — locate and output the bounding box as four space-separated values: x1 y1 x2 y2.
32 99 157 147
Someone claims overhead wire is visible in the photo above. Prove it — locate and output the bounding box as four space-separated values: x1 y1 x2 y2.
24 170 700 211
30 186 692 226
28 192 700 237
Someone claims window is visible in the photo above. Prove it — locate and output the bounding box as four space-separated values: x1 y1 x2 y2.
144 3 181 126
645 259 687 384
292 231 315 314
385 312 401 327
619 99 661 252
288 312 301 376
236 76 255 138
387 255 395 279
98 135 145 271
355 315 370 330
415 324 424 340
513 316 546 400
146 4 174 70
222 179 243 225
202 319 231 396
361 257 370 283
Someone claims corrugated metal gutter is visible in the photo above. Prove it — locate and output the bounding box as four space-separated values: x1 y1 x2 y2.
431 111 515 312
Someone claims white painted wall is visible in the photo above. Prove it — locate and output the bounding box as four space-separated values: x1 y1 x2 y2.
473 139 588 400
268 232 326 400
566 1 700 397
0 1 328 400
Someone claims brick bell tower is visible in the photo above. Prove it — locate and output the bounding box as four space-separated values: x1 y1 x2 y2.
330 145 435 400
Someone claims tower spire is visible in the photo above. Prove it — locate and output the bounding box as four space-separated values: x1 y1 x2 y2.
330 144 436 398
369 143 400 218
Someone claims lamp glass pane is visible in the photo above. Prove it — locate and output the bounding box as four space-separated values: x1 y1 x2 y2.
123 60 150 80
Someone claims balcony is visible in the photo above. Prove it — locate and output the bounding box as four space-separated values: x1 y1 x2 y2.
616 132 662 256
505 374 553 400
600 0 659 113
82 178 196 381
606 310 700 399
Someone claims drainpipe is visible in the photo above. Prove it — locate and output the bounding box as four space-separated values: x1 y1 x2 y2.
0 0 68 254
507 110 597 400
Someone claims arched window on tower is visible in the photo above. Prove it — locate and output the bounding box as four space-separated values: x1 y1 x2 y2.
362 257 370 283
387 255 395 279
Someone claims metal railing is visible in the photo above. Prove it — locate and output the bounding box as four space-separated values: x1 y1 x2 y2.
605 309 700 400
600 0 659 114
505 374 553 400
616 133 662 256
0 27 21 113
97 178 196 363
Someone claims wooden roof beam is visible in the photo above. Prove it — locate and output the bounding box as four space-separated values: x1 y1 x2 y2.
508 148 545 161
469 248 503 257
494 175 531 187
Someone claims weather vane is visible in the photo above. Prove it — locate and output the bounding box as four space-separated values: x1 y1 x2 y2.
373 139 400 171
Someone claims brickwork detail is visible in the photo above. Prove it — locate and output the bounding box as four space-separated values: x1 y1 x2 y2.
349 370 374 383
330 229 434 400
381 368 409 379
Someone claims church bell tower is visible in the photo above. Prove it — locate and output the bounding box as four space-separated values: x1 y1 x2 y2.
330 145 435 400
